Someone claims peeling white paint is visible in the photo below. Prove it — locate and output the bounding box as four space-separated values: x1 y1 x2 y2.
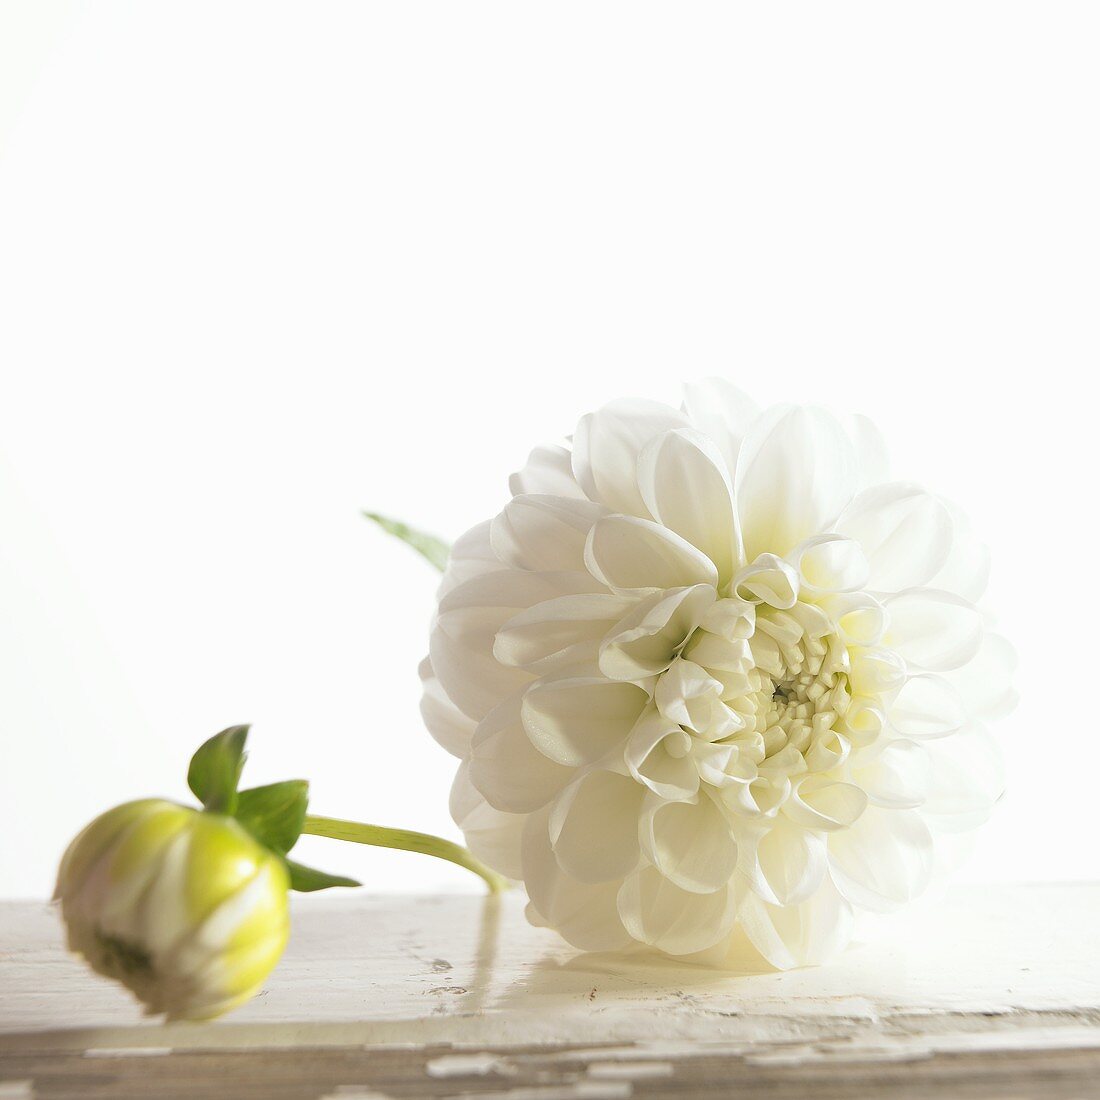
447 1084 632 1100
586 1061 674 1079
82 1046 172 1057
427 1052 517 1078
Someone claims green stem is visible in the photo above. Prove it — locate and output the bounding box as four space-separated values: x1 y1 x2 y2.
301 815 509 895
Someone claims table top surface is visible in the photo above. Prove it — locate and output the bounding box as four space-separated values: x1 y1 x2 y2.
2 883 1099 1098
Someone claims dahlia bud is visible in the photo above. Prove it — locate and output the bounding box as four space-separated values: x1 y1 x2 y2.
55 724 504 1020
55 798 290 1021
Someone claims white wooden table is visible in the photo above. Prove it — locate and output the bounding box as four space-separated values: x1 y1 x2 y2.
2 884 1099 1098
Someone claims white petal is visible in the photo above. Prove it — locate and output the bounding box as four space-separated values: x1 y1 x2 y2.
599 585 715 681
617 865 738 955
846 413 890 489
920 724 1004 832
927 499 990 602
491 495 609 573
850 739 932 809
680 377 760 478
746 819 827 906
735 405 859 561
521 676 648 767
449 764 524 879
828 807 933 912
848 646 907 696
521 806 632 952
653 657 726 732
733 554 800 608
624 708 700 802
889 674 966 738
494 592 635 675
438 520 505 598
790 534 869 595
549 770 644 884
509 444 586 499
431 570 598 720
835 483 952 593
816 592 886 646
571 398 690 518
585 514 719 592
418 657 477 759
469 697 574 814
739 876 854 971
639 792 738 893
883 588 984 672
638 428 739 584
940 633 1018 721
784 776 868 831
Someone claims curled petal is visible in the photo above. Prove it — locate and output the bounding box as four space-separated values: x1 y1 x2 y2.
739 875 854 971
449 764 524 879
733 555 800 608
700 597 756 641
680 378 759 478
850 738 931 809
883 588 984 672
724 774 792 819
509 444 586 499
790 534 869 595
522 676 648 767
625 708 700 801
828 807 933 913
745 819 827 906
849 646 907 696
572 398 690 518
840 698 886 748
599 585 715 681
549 770 645 884
835 483 952 593
419 657 477 759
521 806 632 952
617 865 738 955
638 428 740 584
784 776 867 832
816 592 886 646
437 520 506 598
469 697 574 813
432 569 599 720
654 658 733 734
491 495 609 573
494 592 635 675
735 405 858 561
889 674 966 739
585 514 719 592
639 792 738 894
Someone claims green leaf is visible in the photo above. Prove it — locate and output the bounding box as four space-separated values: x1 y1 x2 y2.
364 511 450 572
235 780 310 855
285 859 361 893
187 725 249 815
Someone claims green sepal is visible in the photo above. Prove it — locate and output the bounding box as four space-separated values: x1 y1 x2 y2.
363 511 450 572
187 725 249 815
235 780 309 856
284 858 361 893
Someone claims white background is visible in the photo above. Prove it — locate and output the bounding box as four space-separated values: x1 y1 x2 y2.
1 1 1096 899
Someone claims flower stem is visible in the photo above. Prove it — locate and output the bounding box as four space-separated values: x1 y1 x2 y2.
301 815 509 895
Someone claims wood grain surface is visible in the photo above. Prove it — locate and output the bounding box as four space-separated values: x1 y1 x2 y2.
2 884 1099 1098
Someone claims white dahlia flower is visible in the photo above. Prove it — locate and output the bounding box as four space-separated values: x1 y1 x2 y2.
423 381 1016 968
